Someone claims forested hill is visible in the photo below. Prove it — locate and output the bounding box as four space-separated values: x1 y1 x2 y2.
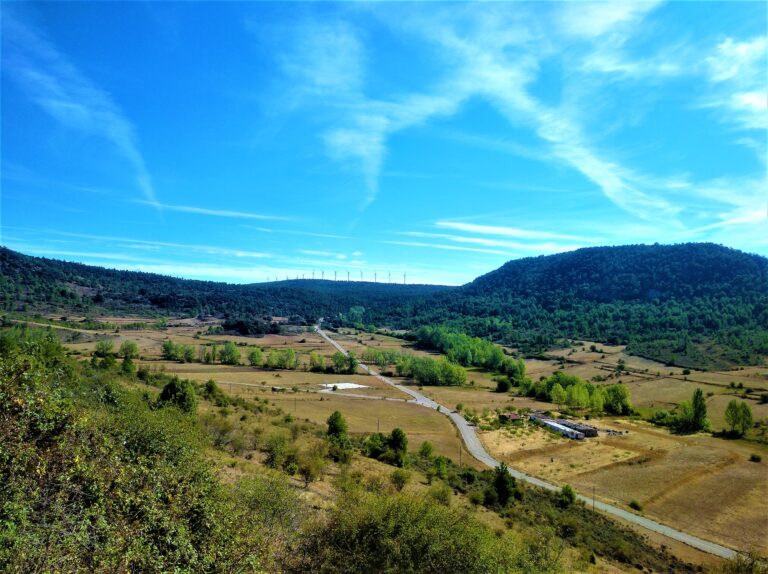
0 246 450 323
2 243 767 368
465 243 767 303
358 243 768 368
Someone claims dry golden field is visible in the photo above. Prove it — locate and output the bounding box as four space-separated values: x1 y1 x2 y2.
481 418 768 554
54 318 768 557
267 392 478 466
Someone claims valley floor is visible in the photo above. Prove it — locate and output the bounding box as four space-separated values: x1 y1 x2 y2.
34 314 768 565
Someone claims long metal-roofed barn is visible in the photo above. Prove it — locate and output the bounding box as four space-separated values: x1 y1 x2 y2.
529 414 585 440
556 419 599 438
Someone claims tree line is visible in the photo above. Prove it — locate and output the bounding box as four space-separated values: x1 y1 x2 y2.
520 371 633 415
5 243 766 370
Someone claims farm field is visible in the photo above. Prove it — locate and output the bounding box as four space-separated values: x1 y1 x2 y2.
481 418 768 554
56 321 467 461
332 328 437 359
265 391 477 467
140 361 410 400
52 317 768 557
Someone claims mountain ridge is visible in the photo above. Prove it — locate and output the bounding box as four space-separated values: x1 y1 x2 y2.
2 243 766 368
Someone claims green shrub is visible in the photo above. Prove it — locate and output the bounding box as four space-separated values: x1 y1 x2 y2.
558 484 576 508
157 377 197 413
292 491 530 573
390 469 411 492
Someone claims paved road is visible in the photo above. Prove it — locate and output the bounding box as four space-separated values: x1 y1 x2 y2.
314 324 738 560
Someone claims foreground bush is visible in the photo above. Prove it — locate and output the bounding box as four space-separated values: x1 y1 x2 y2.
0 328 292 573
290 491 559 574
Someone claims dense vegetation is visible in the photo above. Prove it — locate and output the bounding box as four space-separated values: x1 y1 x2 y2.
519 371 633 415
0 246 446 325
1 326 713 573
411 325 526 382
2 243 767 368
375 244 768 368
3 326 547 572
650 387 711 433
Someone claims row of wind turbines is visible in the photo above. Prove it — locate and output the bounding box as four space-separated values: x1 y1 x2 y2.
268 271 407 284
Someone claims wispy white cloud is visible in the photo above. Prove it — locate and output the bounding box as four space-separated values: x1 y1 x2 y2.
437 129 552 164
11 229 272 260
1 163 113 195
424 6 681 223
555 1 663 39
279 20 365 100
399 231 581 254
702 36 768 130
241 226 350 240
322 93 465 206
435 221 593 242
280 3 683 222
384 240 512 256
3 246 148 262
136 201 290 221
275 15 469 207
2 11 159 205
705 36 767 83
299 249 349 260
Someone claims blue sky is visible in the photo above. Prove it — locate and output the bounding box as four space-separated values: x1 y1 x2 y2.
2 1 766 285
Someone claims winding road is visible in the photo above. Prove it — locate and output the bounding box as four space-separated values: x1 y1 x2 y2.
315 324 738 560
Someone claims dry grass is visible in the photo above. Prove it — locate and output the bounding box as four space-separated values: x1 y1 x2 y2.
137 360 410 399
263 392 480 468
706 393 768 430
626 378 726 410
482 418 768 553
329 329 437 360
62 317 768 556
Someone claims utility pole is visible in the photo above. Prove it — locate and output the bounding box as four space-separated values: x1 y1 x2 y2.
374 272 377 283
388 272 391 283
403 272 407 285
347 271 350 282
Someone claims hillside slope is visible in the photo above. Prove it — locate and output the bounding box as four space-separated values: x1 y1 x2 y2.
465 243 766 303
2 243 766 368
360 244 768 368
0 246 449 324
